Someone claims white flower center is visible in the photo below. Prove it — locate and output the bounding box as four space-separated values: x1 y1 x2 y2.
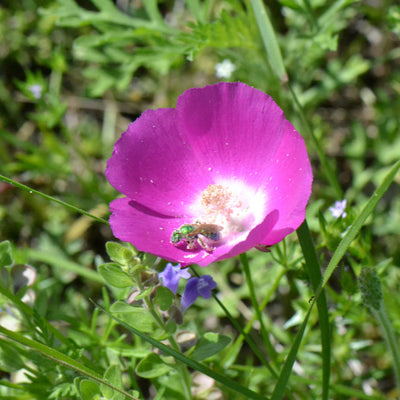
191 180 267 239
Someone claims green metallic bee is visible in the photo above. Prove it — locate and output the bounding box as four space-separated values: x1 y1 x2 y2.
171 223 222 251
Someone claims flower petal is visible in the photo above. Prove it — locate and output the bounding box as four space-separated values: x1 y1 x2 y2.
184 209 279 267
159 263 190 293
106 82 313 266
177 82 312 246
259 122 313 245
109 198 278 267
196 275 217 298
181 278 199 310
106 108 212 217
211 209 279 264
109 197 195 265
176 82 286 186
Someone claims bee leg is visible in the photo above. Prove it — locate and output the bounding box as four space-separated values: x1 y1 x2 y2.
197 235 215 252
255 244 271 252
186 238 197 250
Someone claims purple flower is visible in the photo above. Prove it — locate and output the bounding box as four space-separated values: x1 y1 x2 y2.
329 199 347 219
181 275 217 311
159 263 190 294
106 82 313 267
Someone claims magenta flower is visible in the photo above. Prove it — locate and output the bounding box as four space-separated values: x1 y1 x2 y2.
106 82 312 267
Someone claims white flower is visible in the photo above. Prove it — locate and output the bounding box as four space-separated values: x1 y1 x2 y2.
28 84 43 99
329 199 347 218
215 59 236 79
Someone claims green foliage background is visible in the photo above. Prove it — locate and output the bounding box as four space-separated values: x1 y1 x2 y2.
1 0 400 399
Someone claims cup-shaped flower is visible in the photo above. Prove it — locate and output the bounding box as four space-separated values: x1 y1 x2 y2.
181 275 217 311
106 82 313 267
159 263 190 294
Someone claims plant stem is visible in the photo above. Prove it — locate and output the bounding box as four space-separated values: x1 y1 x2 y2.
240 253 278 365
221 266 286 370
372 306 400 387
287 84 343 198
134 272 193 399
0 174 109 225
250 0 287 82
250 0 343 198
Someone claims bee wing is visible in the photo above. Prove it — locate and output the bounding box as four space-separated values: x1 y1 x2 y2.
208 224 223 232
186 227 202 237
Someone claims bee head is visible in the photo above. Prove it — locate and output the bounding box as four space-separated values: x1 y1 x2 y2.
171 230 183 243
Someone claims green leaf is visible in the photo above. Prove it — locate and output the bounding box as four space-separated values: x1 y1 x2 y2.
0 339 25 372
134 286 153 300
271 304 314 400
100 305 266 400
0 240 13 269
321 160 400 289
154 286 174 311
98 263 135 288
101 365 124 400
141 252 157 267
77 378 101 400
105 241 137 265
0 325 136 400
191 332 231 362
136 353 172 378
0 174 108 225
110 301 155 333
297 220 331 400
250 0 287 81
106 241 126 263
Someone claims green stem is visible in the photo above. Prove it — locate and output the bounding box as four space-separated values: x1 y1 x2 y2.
134 272 193 399
190 266 278 377
0 174 109 225
103 305 268 400
240 253 278 364
250 0 287 82
287 84 343 198
50 68 63 97
297 220 331 400
222 267 286 369
301 0 318 31
26 248 104 283
0 326 138 400
250 0 343 198
0 284 69 346
212 289 278 378
320 160 400 290
372 306 400 386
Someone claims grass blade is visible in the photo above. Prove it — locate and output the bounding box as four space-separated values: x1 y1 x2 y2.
271 301 314 400
99 304 268 400
240 253 278 364
250 1 343 197
0 174 109 225
321 160 400 289
26 248 104 283
0 326 138 400
297 220 331 400
250 0 287 81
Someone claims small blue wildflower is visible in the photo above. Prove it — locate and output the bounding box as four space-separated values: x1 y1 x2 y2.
181 275 217 311
329 199 347 219
159 263 190 294
28 84 43 99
